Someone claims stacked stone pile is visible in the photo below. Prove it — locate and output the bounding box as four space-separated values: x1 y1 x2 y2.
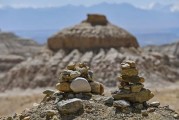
41 63 105 115
112 60 154 112
56 63 104 95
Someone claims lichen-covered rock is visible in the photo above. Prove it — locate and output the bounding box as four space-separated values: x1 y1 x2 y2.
57 98 83 114
70 77 91 93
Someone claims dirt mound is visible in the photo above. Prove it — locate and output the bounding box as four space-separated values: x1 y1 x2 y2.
1 94 178 120
48 14 139 51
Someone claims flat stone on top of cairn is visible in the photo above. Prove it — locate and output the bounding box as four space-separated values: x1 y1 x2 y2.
56 63 104 95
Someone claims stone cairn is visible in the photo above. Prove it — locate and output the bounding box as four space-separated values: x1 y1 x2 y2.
112 60 154 113
42 63 104 114
56 63 104 97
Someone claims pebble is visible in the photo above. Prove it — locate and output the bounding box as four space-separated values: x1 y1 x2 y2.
70 71 81 79
52 115 59 120
113 100 130 108
104 97 114 105
33 103 39 107
125 60 136 68
147 108 155 112
150 101 160 107
174 114 179 119
121 68 138 76
6 117 13 120
62 70 72 75
70 77 91 93
141 110 148 117
43 89 55 96
88 70 93 81
121 63 130 69
56 82 72 92
130 84 144 93
67 63 75 70
23 116 30 120
89 81 101 94
45 110 57 117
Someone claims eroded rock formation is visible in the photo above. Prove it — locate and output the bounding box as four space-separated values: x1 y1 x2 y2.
48 14 139 51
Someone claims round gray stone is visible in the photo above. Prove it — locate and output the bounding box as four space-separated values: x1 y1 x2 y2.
70 77 91 93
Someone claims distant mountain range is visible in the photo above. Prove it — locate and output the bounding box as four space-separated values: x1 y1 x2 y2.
0 2 179 46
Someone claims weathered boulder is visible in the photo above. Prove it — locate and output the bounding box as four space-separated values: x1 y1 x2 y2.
57 98 83 114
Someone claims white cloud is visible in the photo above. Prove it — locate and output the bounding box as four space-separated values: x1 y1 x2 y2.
170 4 179 12
139 2 162 10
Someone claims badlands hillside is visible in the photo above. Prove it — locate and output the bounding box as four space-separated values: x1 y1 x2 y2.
0 31 42 73
0 14 179 92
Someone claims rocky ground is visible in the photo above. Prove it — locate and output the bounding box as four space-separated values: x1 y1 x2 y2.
0 87 179 120
0 83 179 118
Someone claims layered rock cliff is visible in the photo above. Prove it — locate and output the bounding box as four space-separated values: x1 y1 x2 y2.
0 31 42 73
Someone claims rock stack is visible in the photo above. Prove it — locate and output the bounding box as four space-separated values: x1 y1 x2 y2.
56 63 104 95
112 60 154 112
42 63 104 114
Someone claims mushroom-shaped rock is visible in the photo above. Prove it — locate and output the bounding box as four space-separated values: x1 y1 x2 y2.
48 14 139 51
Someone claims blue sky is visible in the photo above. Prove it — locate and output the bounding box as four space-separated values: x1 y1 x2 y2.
0 0 179 8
